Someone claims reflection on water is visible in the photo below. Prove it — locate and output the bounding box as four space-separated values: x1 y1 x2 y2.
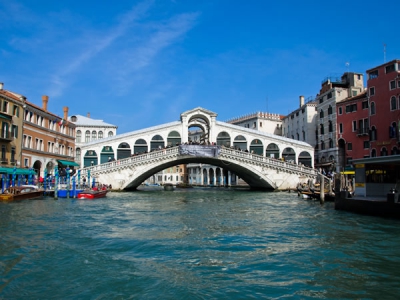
1 188 400 299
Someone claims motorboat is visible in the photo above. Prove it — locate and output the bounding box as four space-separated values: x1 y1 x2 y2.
57 189 84 198
77 189 108 199
0 185 44 202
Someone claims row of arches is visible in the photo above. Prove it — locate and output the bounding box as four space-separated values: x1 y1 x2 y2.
78 130 313 167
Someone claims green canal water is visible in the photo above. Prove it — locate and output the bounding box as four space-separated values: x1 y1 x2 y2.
1 187 400 299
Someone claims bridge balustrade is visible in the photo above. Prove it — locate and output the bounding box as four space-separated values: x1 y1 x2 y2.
82 145 316 180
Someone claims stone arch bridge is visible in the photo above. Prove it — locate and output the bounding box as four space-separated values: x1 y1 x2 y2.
79 107 317 190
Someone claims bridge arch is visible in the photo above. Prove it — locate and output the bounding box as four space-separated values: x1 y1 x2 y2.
250 139 263 155
282 147 296 163
134 138 148 154
100 146 115 164
117 142 131 160
84 150 98 167
216 131 231 147
266 143 279 159
167 131 181 147
151 135 164 151
233 135 247 150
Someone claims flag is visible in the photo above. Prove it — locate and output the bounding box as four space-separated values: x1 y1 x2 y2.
58 119 63 126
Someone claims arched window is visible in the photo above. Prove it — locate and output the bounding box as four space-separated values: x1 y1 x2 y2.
85 130 90 142
108 131 113 137
320 109 324 118
320 124 324 134
92 131 97 140
390 96 397 110
371 149 377 157
370 126 377 141
328 105 333 115
76 148 81 162
98 131 103 139
370 102 376 115
320 141 325 150
76 130 82 143
329 139 333 148
381 147 388 156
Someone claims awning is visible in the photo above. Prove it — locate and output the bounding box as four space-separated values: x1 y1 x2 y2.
57 159 80 167
0 167 36 175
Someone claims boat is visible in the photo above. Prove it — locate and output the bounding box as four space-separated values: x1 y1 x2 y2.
57 189 84 198
0 185 44 202
77 189 108 199
163 183 175 191
176 183 193 188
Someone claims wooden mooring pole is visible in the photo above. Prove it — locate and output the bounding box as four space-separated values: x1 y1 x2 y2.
319 173 325 204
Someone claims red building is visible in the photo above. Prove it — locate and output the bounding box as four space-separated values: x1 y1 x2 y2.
337 91 370 170
367 59 400 156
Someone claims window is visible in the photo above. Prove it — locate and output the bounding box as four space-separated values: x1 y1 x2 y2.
370 126 377 141
329 121 333 132
85 131 90 142
369 87 375 96
259 122 262 127
92 131 97 140
320 110 324 118
352 90 357 96
108 131 113 137
24 158 28 167
352 121 357 132
327 92 332 99
12 125 18 138
391 96 397 110
363 141 370 149
328 105 333 115
98 131 103 139
13 105 19 117
385 64 395 73
320 124 324 134
1 145 5 161
321 141 325 150
398 80 400 88
338 107 343 115
76 130 82 143
329 139 333 148
339 123 343 134
370 102 376 115
347 143 352 150
362 101 368 109
11 147 15 163
390 80 396 90
369 70 378 79
345 104 357 113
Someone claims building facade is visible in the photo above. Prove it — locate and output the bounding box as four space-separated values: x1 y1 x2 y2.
336 91 370 171
22 95 77 177
0 83 24 169
68 113 118 165
225 112 283 135
315 72 364 172
366 59 400 157
282 95 318 148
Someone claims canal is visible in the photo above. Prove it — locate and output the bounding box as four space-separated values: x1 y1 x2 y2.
1 187 400 299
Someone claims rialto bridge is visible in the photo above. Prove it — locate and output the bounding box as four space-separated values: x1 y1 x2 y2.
79 107 317 190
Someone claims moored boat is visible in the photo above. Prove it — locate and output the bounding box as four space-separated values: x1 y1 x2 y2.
163 183 175 191
57 189 84 198
77 189 108 199
0 185 44 202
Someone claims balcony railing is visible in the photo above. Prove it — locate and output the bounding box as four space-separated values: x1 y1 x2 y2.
0 133 13 141
1 158 8 164
357 127 369 136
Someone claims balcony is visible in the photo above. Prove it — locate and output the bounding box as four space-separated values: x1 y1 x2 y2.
357 127 369 136
1 158 8 164
0 132 13 142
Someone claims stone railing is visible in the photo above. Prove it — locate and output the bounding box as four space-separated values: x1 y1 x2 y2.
81 145 317 178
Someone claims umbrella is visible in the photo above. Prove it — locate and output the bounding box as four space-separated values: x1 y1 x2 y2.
87 170 91 188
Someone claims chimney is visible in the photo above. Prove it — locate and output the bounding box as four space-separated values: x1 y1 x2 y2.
63 106 69 121
87 112 90 118
299 95 305 107
0 82 3 90
42 95 49 111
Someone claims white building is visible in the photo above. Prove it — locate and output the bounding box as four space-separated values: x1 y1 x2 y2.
225 112 283 135
282 95 318 149
68 113 118 165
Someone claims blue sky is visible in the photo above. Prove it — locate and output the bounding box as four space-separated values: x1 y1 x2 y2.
1 0 398 133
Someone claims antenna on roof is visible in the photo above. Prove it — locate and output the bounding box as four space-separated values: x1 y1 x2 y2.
383 43 386 63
